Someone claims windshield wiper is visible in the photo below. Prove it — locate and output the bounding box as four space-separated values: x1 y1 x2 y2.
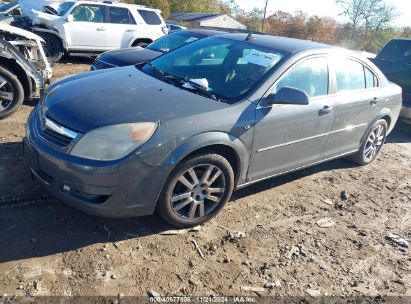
147 63 176 84
181 79 220 101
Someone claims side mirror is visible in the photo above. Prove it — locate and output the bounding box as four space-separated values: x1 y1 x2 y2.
66 15 74 22
266 87 310 106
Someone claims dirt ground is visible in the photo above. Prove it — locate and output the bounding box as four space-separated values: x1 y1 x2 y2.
0 59 410 301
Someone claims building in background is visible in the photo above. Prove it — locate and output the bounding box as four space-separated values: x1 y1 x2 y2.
168 13 246 31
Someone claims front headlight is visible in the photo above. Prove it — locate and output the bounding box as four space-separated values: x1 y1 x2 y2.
70 123 157 161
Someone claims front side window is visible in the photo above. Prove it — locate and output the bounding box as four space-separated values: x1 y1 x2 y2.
72 4 106 23
142 37 285 102
138 9 162 25
108 7 135 24
274 57 329 98
335 59 366 92
147 31 204 53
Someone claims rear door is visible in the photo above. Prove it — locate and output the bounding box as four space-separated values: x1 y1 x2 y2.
65 3 108 50
248 56 336 181
322 57 382 157
136 9 165 41
106 6 137 48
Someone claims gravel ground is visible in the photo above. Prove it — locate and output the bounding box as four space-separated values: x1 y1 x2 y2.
0 60 410 300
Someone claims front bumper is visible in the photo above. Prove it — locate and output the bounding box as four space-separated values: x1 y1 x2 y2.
24 109 170 218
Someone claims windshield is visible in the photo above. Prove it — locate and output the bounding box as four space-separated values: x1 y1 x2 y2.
56 1 74 16
378 40 411 64
142 36 285 102
147 31 204 53
0 1 18 13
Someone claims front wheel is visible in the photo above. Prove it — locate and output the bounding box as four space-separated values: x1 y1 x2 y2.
37 32 64 63
0 66 24 120
350 119 388 165
157 153 235 228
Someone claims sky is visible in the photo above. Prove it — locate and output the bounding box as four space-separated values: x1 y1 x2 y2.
235 0 411 27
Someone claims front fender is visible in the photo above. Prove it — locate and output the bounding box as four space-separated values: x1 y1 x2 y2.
162 132 250 185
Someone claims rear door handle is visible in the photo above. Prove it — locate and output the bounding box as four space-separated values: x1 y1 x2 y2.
126 29 137 32
96 27 106 31
319 105 334 115
370 97 378 105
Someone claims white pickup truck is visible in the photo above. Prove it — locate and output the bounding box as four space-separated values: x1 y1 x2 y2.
26 0 168 62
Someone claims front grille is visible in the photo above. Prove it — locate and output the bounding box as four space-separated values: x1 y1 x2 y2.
42 127 73 147
35 110 78 149
91 58 116 70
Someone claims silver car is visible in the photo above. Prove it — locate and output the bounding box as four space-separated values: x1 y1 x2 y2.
25 34 402 228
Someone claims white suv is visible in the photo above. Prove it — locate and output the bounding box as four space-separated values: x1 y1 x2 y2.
30 0 168 62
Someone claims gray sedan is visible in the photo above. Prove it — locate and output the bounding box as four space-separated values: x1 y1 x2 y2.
25 34 402 228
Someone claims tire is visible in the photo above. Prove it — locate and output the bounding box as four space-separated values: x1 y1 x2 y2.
350 119 388 165
37 32 64 63
157 153 235 228
0 66 24 120
132 41 149 48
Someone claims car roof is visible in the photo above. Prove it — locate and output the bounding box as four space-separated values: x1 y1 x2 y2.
74 1 157 11
183 29 227 36
218 33 335 54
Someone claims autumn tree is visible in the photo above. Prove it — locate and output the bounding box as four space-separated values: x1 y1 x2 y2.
128 0 170 19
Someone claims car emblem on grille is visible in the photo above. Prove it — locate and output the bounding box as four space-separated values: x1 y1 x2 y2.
41 117 47 131
42 116 79 139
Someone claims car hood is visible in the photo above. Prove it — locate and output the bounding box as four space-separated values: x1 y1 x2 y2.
45 66 228 133
99 47 162 67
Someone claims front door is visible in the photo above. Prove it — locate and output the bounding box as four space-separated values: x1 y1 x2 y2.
248 56 336 182
65 4 108 50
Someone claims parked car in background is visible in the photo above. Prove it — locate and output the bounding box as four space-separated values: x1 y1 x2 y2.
25 34 402 227
29 0 168 62
0 23 52 119
166 22 187 32
91 29 224 70
370 38 411 124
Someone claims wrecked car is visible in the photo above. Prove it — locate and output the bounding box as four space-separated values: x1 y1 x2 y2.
28 0 168 63
0 23 52 119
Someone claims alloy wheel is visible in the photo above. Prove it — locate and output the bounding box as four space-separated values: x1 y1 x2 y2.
0 76 14 112
363 124 385 162
170 164 226 219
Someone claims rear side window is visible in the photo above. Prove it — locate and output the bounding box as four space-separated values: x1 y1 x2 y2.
108 7 135 24
275 57 329 98
138 9 162 25
335 59 365 92
72 4 106 23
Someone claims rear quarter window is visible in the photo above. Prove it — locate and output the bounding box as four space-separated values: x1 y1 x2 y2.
138 9 162 25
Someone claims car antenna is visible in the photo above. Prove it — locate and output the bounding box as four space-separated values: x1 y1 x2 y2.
246 32 255 41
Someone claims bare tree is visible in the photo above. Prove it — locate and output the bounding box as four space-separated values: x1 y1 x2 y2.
336 0 397 47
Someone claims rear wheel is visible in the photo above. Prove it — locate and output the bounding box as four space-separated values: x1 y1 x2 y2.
157 153 235 228
0 66 24 120
350 119 388 165
132 41 149 48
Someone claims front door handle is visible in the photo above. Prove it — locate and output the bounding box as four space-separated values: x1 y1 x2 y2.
126 29 137 32
319 105 334 115
370 97 378 105
96 27 106 31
